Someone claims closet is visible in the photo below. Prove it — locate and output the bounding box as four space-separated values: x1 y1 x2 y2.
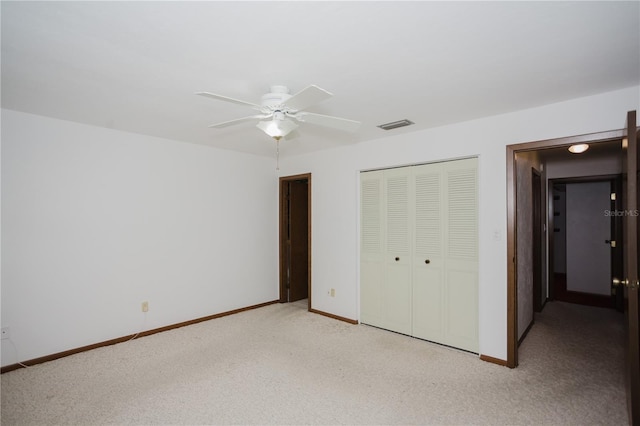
360 157 478 353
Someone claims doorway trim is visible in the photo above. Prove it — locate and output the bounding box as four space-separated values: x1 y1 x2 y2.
506 128 624 368
279 173 312 310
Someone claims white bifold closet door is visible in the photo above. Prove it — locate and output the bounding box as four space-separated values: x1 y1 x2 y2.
360 157 478 353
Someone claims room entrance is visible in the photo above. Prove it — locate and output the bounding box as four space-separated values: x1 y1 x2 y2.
506 110 639 423
279 174 311 307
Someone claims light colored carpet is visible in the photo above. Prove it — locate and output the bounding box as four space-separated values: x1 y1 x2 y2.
1 300 628 425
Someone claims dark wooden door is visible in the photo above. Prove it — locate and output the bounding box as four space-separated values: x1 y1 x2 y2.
622 110 639 424
612 176 624 312
288 179 309 302
280 175 310 304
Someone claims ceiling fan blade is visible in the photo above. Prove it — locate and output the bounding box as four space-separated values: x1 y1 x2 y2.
282 85 333 111
196 92 261 109
294 112 361 132
208 114 272 129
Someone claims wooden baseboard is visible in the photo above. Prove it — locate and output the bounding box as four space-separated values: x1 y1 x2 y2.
309 308 358 324
1 300 279 374
480 354 509 367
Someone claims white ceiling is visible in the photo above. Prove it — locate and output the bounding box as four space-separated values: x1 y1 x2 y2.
2 1 639 158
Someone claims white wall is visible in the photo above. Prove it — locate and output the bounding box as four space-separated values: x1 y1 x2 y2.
277 86 639 361
1 110 279 367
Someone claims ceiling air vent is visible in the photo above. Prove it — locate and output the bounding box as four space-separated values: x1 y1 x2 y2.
377 119 414 131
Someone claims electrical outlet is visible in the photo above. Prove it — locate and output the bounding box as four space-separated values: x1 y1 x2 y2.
330 288 335 297
141 301 149 313
1 327 9 340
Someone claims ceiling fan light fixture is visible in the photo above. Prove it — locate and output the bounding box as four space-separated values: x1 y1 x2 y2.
257 117 298 139
568 143 589 154
198 84 360 142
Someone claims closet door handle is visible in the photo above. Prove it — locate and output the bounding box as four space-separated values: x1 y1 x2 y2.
425 259 431 264
395 257 400 261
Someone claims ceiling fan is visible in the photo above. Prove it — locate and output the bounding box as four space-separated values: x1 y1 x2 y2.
196 85 361 140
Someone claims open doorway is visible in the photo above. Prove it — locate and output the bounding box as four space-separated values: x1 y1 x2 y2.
507 130 626 367
548 178 620 308
507 112 639 423
279 174 311 309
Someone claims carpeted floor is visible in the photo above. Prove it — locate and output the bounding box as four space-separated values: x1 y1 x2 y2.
0 300 628 425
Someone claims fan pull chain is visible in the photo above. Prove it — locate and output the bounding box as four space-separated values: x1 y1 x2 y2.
275 137 280 170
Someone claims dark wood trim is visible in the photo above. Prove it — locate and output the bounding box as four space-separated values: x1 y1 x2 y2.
479 354 508 367
308 175 312 311
547 179 556 301
507 128 626 370
508 129 624 152
518 319 535 347
309 308 358 325
279 173 312 309
624 113 640 424
506 145 518 368
1 300 279 374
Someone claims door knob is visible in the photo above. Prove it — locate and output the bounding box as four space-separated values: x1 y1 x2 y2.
613 278 640 288
395 257 400 261
612 278 628 287
425 259 431 264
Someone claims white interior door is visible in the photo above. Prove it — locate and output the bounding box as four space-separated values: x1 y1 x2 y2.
412 162 445 343
443 161 479 352
360 171 385 328
360 158 478 352
383 168 412 335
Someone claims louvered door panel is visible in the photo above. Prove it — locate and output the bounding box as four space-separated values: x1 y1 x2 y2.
412 164 445 342
361 178 383 254
386 174 410 256
443 158 478 352
360 171 385 327
447 166 478 260
415 170 442 258
383 169 412 335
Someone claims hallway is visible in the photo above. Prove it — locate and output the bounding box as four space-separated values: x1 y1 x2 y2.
518 301 627 423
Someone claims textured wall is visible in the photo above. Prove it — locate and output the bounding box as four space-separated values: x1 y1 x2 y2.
516 151 542 339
